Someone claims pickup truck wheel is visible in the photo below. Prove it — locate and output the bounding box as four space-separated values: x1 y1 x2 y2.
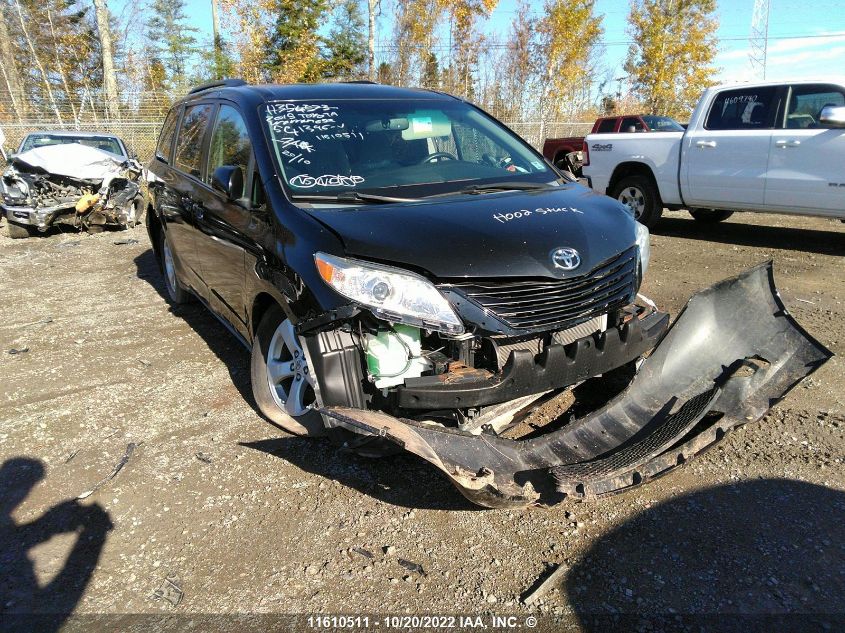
7 222 32 239
689 208 734 223
612 175 663 227
158 230 193 304
251 305 326 437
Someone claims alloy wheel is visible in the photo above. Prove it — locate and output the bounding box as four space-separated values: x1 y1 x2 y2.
266 319 317 417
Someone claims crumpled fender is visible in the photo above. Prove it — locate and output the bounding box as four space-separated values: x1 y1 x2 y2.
321 263 832 508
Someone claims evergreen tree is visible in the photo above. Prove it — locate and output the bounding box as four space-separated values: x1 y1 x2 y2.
323 0 367 80
147 0 199 91
265 0 329 83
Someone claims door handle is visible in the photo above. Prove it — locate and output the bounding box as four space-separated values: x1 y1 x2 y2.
775 139 801 148
695 140 717 149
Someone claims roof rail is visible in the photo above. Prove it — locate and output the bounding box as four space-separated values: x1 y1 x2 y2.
188 79 248 95
340 80 378 85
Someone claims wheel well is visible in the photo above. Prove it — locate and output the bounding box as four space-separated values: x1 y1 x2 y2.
251 293 278 339
607 162 658 196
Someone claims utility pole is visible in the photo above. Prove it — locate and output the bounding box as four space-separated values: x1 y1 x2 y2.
750 0 771 80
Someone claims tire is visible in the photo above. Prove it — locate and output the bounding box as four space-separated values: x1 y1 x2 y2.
7 222 31 239
250 305 326 437
689 208 734 223
611 174 663 227
158 229 193 304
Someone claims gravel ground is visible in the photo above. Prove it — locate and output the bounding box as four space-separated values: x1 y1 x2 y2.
0 211 843 629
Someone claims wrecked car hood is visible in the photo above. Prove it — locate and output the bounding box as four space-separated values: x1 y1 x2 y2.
11 144 128 181
307 183 636 278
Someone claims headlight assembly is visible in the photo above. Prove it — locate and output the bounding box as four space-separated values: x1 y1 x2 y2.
314 252 465 335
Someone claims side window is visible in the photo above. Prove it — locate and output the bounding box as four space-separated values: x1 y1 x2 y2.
596 118 615 133
156 108 179 163
705 87 779 130
786 85 845 129
174 103 214 178
620 117 644 132
206 105 253 185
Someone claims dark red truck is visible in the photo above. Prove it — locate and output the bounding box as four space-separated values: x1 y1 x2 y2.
543 114 685 177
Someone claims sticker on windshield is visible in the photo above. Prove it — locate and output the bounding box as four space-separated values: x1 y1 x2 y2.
531 161 544 170
289 174 365 189
410 117 433 134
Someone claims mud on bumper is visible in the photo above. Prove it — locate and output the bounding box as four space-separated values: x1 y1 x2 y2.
320 263 832 508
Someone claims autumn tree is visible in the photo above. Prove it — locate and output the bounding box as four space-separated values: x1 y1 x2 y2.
439 0 498 99
535 0 603 131
497 0 534 119
624 0 719 119
147 0 199 91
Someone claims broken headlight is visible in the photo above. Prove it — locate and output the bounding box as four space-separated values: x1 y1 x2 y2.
315 252 465 335
635 222 650 276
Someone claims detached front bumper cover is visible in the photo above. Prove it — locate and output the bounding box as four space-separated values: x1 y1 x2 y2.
321 263 832 508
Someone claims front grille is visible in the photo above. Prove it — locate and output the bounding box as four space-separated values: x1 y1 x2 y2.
446 246 638 331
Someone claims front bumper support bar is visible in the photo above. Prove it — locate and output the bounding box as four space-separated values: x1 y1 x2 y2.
321 263 832 508
395 311 669 409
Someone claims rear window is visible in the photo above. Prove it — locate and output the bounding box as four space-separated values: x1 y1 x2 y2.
20 134 124 156
596 118 616 133
620 117 645 132
156 108 180 163
174 103 214 178
705 87 779 130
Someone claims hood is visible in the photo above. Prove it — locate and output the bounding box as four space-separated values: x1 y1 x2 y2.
11 144 126 181
308 183 637 279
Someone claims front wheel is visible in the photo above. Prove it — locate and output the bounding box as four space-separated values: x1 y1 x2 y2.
250 305 326 437
611 175 663 227
7 222 32 239
689 208 734 223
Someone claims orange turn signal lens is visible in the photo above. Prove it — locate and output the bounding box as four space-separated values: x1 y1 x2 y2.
316 257 335 283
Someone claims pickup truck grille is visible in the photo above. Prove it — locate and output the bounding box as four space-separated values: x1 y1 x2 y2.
447 246 638 331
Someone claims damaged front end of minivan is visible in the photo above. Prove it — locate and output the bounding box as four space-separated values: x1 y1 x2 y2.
296 253 830 508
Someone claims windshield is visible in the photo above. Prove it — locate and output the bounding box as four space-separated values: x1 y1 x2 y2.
261 99 554 198
641 116 685 132
19 134 124 156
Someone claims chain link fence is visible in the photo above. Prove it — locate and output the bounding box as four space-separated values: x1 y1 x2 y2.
0 92 594 163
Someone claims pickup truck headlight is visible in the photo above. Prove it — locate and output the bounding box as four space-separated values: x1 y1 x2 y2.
314 252 465 335
635 222 650 277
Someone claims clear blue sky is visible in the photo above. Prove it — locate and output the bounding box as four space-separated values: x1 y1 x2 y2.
169 0 845 84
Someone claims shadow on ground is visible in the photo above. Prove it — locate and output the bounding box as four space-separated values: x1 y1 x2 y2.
133 248 255 409
240 437 478 511
134 248 477 511
654 216 845 256
0 457 112 632
566 478 845 631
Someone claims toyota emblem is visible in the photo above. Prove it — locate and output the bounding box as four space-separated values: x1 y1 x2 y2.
551 247 581 271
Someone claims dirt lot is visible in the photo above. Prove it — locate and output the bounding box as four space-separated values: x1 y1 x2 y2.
1 211 844 629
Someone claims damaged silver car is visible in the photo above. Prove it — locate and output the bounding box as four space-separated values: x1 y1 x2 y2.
1 132 144 239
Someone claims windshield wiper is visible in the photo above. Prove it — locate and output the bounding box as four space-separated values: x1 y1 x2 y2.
290 191 421 204
425 181 555 198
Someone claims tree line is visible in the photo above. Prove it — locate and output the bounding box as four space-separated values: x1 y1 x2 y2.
0 0 719 125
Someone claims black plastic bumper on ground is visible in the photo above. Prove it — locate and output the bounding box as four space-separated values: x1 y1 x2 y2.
321 263 832 508
395 311 669 410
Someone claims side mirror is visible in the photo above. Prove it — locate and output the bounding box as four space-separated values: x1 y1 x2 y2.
819 105 845 128
211 165 244 200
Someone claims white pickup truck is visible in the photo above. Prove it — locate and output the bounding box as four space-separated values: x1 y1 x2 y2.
582 79 845 227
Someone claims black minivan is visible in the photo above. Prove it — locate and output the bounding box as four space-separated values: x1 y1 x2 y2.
146 80 826 507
